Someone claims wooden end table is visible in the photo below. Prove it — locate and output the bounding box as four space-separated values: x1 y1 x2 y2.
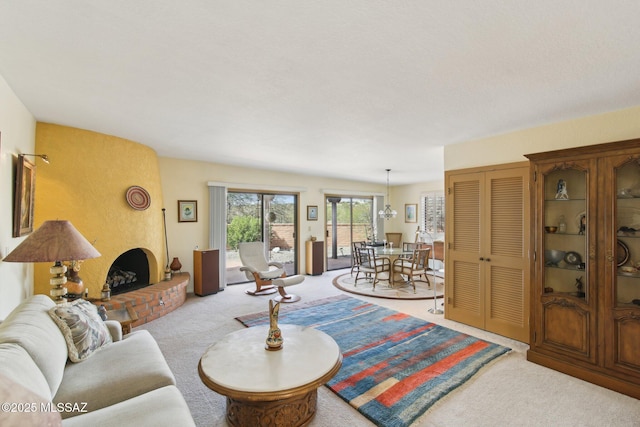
198 324 342 427
106 304 138 335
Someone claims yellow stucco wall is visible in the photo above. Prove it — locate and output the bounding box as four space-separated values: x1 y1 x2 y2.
33 123 164 298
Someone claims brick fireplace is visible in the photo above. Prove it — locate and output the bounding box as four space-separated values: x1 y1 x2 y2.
107 248 151 295
94 273 189 328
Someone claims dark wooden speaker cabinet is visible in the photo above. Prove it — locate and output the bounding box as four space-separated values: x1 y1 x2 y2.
193 249 220 296
306 240 324 275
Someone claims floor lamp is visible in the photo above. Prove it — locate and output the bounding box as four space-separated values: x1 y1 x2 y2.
417 228 443 315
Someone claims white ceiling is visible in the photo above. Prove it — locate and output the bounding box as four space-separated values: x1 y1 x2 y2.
1 1 640 184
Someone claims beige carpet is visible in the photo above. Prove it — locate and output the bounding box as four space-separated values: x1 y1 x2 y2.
139 270 640 427
333 272 444 300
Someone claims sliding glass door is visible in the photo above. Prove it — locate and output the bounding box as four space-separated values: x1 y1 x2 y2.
325 196 373 271
226 192 298 284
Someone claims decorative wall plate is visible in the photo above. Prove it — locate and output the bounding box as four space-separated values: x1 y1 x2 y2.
126 186 151 210
564 251 582 265
617 239 630 267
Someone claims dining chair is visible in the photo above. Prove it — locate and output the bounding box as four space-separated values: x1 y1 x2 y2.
432 241 444 263
423 240 444 271
392 248 431 293
400 241 416 260
385 232 402 249
401 242 427 258
354 247 390 291
350 241 366 276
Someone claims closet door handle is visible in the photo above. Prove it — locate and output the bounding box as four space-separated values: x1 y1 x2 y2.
479 257 484 261
485 258 491 262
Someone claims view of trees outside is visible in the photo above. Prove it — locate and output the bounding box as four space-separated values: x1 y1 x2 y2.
226 192 297 284
227 193 261 250
226 193 375 275
226 193 296 249
227 216 261 250
326 197 374 268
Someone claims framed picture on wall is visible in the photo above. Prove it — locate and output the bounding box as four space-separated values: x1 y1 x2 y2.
178 200 198 222
405 203 417 223
307 205 318 221
13 155 36 237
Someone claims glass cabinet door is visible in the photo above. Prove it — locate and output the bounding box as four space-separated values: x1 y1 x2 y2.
541 167 588 299
613 159 640 309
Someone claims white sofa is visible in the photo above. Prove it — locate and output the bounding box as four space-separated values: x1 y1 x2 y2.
0 295 195 426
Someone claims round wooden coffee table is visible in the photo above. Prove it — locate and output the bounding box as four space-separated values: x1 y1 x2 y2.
198 324 342 427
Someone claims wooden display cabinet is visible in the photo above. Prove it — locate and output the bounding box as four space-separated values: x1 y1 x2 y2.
526 139 640 399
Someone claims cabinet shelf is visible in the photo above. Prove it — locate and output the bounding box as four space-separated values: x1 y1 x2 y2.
545 265 585 272
618 302 640 309
617 233 640 238
617 272 640 279
542 291 586 299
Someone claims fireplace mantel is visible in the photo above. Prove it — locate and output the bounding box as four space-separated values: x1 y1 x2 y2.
91 272 190 328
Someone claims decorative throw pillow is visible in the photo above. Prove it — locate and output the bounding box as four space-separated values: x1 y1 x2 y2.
48 299 112 362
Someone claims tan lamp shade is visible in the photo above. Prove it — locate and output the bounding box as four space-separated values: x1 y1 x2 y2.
4 220 101 262
3 220 100 303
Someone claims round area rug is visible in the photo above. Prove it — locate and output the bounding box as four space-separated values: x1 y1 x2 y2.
333 272 444 300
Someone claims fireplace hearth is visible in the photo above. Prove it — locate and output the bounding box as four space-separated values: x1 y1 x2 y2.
107 248 150 295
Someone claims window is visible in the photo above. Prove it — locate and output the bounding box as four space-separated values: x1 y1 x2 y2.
226 192 298 284
420 192 445 241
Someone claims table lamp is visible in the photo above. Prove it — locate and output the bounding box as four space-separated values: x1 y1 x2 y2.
3 220 101 303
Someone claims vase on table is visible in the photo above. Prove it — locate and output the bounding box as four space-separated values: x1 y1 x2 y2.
65 262 84 299
265 300 283 351
170 257 182 273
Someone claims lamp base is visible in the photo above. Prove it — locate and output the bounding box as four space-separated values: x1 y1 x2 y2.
50 262 68 304
49 288 67 304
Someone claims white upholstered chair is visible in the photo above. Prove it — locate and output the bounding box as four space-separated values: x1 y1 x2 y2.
239 242 304 302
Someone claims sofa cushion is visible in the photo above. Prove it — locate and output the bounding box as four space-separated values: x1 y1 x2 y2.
48 299 112 362
0 295 68 396
54 330 176 418
0 343 52 401
0 372 62 427
60 385 194 427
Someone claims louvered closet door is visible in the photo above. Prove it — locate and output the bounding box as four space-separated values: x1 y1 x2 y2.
446 172 484 329
446 164 530 343
484 168 529 342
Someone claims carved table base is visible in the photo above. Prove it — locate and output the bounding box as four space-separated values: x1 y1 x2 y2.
199 325 342 427
226 389 317 427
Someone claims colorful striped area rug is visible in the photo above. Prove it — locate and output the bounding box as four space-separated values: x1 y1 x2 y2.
236 295 511 427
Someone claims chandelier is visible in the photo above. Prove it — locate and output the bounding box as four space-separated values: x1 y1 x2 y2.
378 169 397 220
